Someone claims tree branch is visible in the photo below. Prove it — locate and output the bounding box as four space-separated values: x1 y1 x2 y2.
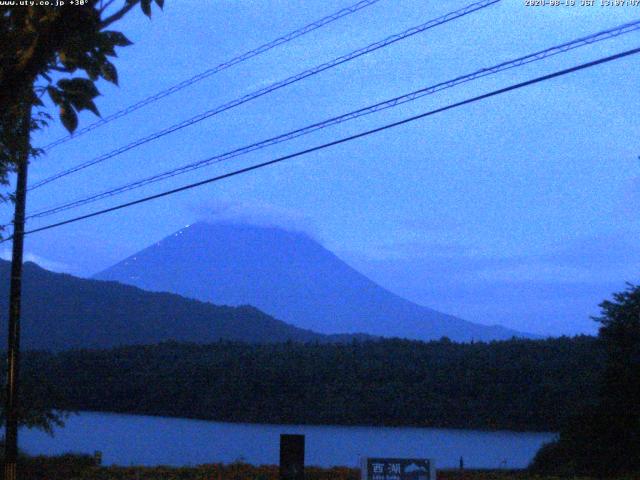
100 1 138 28
99 0 117 13
48 65 73 73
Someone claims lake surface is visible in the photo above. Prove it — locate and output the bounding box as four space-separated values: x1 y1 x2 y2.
20 412 555 469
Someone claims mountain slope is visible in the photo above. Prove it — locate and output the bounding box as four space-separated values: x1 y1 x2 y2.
95 222 528 341
0 260 359 351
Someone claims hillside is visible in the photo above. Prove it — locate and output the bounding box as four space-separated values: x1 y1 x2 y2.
0 260 362 351
96 222 530 342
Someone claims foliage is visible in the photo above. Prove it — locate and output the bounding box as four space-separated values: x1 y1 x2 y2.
8 453 637 480
0 0 163 132
530 284 640 477
0 350 71 434
17 453 99 480
0 0 163 215
21 336 604 432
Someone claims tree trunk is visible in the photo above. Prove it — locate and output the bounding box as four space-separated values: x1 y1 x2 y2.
3 101 32 480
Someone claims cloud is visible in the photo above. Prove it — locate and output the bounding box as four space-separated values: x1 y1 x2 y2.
472 263 600 284
351 231 640 285
0 249 73 274
356 239 478 262
190 198 320 238
337 231 640 335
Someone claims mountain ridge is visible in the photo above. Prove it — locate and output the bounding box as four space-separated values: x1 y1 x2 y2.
95 222 530 341
0 260 369 351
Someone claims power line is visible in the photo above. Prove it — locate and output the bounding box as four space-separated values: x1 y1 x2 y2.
10 45 640 242
41 0 383 151
29 0 500 191
24 19 640 221
33 0 498 188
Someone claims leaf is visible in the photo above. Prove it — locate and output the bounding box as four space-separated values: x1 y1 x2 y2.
74 97 100 116
97 32 119 57
56 78 101 117
154 0 164 8
85 61 101 81
60 103 78 133
46 86 63 106
101 31 133 47
58 45 82 72
62 92 101 116
141 0 152 17
85 99 101 116
58 78 99 99
99 41 116 58
100 61 118 85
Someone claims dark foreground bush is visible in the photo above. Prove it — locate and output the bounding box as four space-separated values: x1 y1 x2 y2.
530 407 640 478
20 453 100 480
12 456 634 480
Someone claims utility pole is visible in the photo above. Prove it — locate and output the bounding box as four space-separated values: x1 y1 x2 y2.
4 102 32 480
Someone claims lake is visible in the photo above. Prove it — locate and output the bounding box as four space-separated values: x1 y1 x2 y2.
20 412 556 469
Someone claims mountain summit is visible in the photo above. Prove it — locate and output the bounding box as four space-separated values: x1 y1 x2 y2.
95 222 527 341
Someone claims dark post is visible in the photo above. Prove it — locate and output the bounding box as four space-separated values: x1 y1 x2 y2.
279 434 305 480
4 103 31 480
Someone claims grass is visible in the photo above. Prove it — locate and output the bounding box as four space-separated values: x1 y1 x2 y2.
14 455 638 480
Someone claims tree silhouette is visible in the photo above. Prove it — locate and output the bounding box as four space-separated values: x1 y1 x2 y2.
532 283 640 476
0 0 164 197
0 0 163 437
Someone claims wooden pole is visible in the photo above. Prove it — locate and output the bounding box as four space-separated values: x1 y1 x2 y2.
4 102 31 480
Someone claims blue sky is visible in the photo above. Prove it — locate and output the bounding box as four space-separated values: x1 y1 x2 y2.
3 0 640 336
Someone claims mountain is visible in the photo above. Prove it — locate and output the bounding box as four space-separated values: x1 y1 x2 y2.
95 222 529 341
0 260 363 351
